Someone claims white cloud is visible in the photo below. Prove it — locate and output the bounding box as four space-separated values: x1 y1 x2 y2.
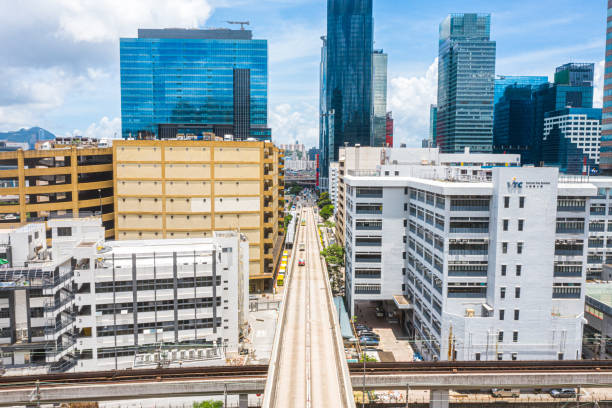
66 116 122 139
594 59 605 109
0 0 214 134
269 103 318 147
388 58 438 147
55 0 213 43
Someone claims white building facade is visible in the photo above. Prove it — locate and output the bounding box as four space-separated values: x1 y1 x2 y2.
0 218 249 373
329 162 339 213
344 165 608 362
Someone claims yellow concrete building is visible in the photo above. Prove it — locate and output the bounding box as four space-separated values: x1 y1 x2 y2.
113 140 285 291
0 147 115 242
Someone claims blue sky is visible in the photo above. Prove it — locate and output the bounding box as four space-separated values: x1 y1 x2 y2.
0 0 607 148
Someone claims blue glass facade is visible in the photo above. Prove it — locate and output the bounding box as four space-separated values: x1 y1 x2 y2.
494 75 548 106
493 85 535 163
532 81 593 165
436 14 496 153
324 0 373 176
120 29 268 140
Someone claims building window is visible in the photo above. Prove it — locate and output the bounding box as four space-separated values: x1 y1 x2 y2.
518 219 524 231
500 287 506 299
404 203 408 211
514 309 520 320
498 331 503 342
501 265 506 276
515 287 521 298
558 352 564 360
497 353 503 361
516 265 522 276
517 242 523 254
504 197 510 208
511 353 518 361
499 309 505 320
513 331 518 342
57 227 72 237
403 219 407 227
502 242 508 254
503 219 508 231
519 197 525 208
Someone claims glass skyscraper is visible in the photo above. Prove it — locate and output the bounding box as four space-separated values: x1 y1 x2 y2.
120 28 269 140
372 50 388 146
323 0 373 175
603 0 612 174
436 13 496 153
531 63 594 165
494 75 548 106
493 85 535 163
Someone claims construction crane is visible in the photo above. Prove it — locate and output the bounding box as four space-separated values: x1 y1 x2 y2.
227 21 250 30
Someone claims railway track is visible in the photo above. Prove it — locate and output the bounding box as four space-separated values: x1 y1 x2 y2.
1 360 611 388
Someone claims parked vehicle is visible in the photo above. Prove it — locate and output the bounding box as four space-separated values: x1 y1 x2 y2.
299 243 305 251
359 337 380 346
298 259 305 266
357 331 379 339
550 389 576 398
491 388 520 398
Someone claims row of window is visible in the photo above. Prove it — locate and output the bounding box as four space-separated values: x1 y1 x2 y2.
96 297 222 314
94 276 222 293
96 318 222 337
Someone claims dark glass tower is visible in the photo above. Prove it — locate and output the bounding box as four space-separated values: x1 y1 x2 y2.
120 28 269 140
436 14 496 153
493 85 535 163
324 0 373 176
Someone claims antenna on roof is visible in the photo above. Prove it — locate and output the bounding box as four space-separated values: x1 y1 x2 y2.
227 21 250 30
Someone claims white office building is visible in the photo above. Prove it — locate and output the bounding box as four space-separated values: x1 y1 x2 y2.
329 162 339 213
0 218 249 373
343 162 612 362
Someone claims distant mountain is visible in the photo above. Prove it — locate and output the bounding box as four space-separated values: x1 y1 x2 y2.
0 127 55 149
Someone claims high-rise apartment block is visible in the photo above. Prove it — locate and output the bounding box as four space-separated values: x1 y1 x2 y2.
372 50 388 147
600 0 612 174
436 13 496 153
120 28 270 141
321 0 374 182
113 140 284 292
0 218 249 372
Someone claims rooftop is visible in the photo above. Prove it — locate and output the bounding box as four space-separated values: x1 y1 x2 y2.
586 282 612 316
137 28 253 41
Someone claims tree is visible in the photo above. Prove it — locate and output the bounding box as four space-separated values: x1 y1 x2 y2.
320 204 334 220
193 401 223 408
321 243 344 267
324 220 335 228
317 192 331 209
283 213 293 229
288 184 304 195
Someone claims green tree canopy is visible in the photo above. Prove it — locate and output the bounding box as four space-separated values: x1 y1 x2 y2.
320 204 334 220
193 401 223 408
321 243 344 266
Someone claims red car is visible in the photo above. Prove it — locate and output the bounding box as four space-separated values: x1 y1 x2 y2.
298 259 305 266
